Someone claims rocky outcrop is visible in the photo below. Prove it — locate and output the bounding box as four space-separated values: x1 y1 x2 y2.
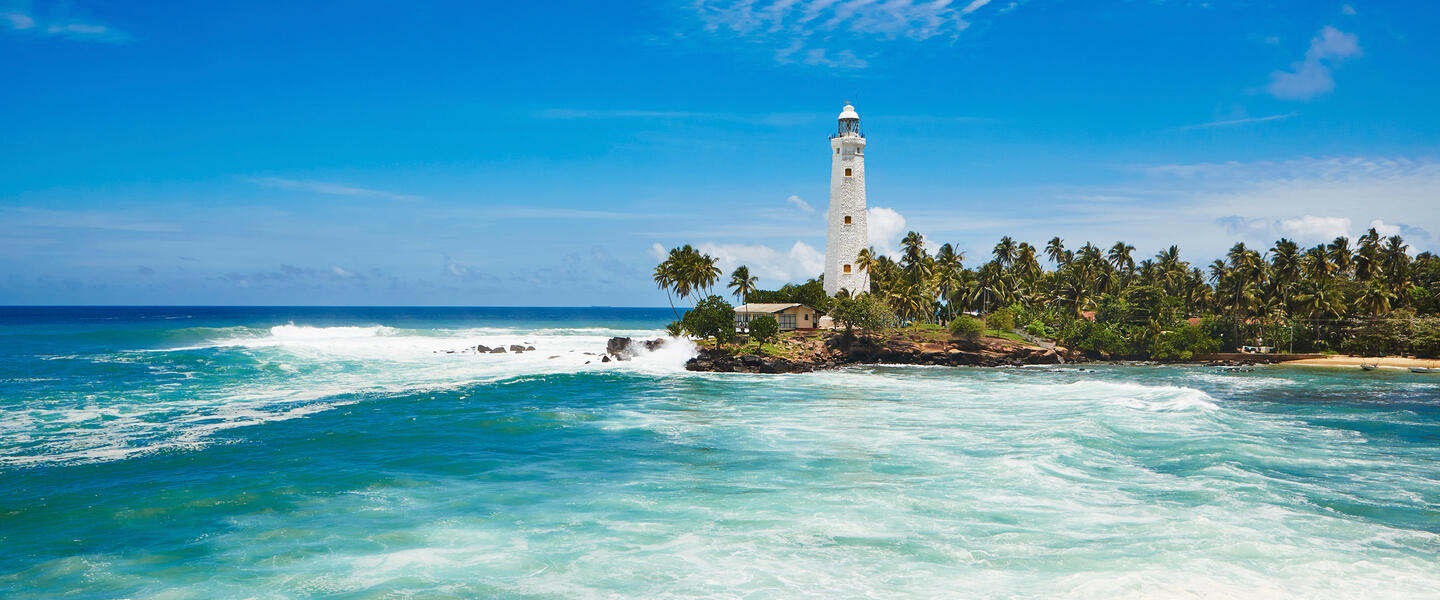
683 331 1087 373
605 337 667 361
685 348 820 373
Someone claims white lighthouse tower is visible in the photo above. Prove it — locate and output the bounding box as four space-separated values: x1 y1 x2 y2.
823 103 870 297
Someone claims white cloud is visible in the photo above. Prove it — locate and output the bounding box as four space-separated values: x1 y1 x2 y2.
1341 4 1357 16
331 265 355 278
1267 26 1361 101
2 12 35 29
1277 215 1352 241
244 177 422 201
867 206 907 256
1 8 128 42
696 241 826 285
648 242 667 262
786 194 815 213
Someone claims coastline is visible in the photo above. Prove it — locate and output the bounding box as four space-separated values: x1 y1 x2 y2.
680 329 1085 373
1281 355 1440 369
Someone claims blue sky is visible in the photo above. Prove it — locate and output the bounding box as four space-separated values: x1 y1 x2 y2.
2 0 1438 305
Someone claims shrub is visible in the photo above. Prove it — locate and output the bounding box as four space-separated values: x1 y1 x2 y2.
831 294 895 335
665 321 683 337
987 307 1015 332
749 315 779 344
949 315 985 342
1149 323 1222 360
682 295 736 344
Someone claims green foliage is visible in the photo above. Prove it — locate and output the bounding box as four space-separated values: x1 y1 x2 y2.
748 278 832 313
831 293 895 335
1149 322 1222 360
682 295 736 344
948 315 985 342
664 321 683 337
987 307 1016 331
663 228 1440 357
749 315 779 344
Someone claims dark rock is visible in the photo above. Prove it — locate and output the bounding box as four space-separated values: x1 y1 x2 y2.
601 355 611 363
475 345 492 353
606 337 667 360
490 347 507 354
509 344 527 353
526 346 536 351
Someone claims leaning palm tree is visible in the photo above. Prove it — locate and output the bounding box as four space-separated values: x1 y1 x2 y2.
855 247 876 278
653 259 680 320
728 265 758 304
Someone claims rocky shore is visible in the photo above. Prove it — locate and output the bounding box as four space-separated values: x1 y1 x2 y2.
681 330 1086 374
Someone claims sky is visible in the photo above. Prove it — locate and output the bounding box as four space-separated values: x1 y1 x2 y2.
2 0 1438 306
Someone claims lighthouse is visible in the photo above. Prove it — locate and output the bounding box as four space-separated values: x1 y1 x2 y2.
823 103 870 297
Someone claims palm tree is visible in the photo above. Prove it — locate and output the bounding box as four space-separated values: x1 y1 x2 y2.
934 243 965 320
1327 236 1354 276
1045 237 1066 267
1294 277 1347 342
653 258 679 320
1108 241 1136 278
900 231 931 282
728 265 758 304
855 247 876 276
993 236 1018 269
1356 281 1396 317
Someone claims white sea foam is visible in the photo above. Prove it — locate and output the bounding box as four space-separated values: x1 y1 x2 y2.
1 324 697 467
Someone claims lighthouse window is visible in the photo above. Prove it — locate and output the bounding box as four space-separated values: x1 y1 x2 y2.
844 216 852 224
844 264 852 273
844 168 852 177
836 148 840 154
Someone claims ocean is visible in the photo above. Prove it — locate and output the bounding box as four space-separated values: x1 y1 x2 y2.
1 306 1438 598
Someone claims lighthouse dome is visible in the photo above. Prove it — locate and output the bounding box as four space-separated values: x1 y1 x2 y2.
838 103 859 120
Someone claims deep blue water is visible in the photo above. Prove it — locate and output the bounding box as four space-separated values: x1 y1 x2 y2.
1 307 1438 598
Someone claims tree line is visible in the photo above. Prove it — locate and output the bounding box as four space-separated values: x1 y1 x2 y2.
651 231 1440 358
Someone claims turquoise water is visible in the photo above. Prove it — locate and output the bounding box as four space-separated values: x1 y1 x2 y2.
2 307 1439 598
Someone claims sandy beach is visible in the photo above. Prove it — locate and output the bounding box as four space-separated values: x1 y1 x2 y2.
1283 355 1440 369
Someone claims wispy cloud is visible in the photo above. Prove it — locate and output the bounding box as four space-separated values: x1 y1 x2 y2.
244 177 422 201
1267 25 1361 101
1 4 129 43
691 0 1013 68
1175 112 1298 131
786 194 815 213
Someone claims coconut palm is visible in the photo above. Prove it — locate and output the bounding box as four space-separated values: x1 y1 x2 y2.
1356 281 1396 317
1108 241 1136 278
728 265 758 304
993 236 1018 268
1045 237 1067 267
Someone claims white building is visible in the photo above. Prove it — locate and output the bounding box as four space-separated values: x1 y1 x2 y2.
823 103 870 297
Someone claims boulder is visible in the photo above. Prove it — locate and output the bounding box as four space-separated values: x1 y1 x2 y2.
509 344 527 353
606 337 667 360
490 347 507 354
475 345 492 353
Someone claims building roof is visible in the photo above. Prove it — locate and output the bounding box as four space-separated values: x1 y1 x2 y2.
734 303 811 314
838 103 859 120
